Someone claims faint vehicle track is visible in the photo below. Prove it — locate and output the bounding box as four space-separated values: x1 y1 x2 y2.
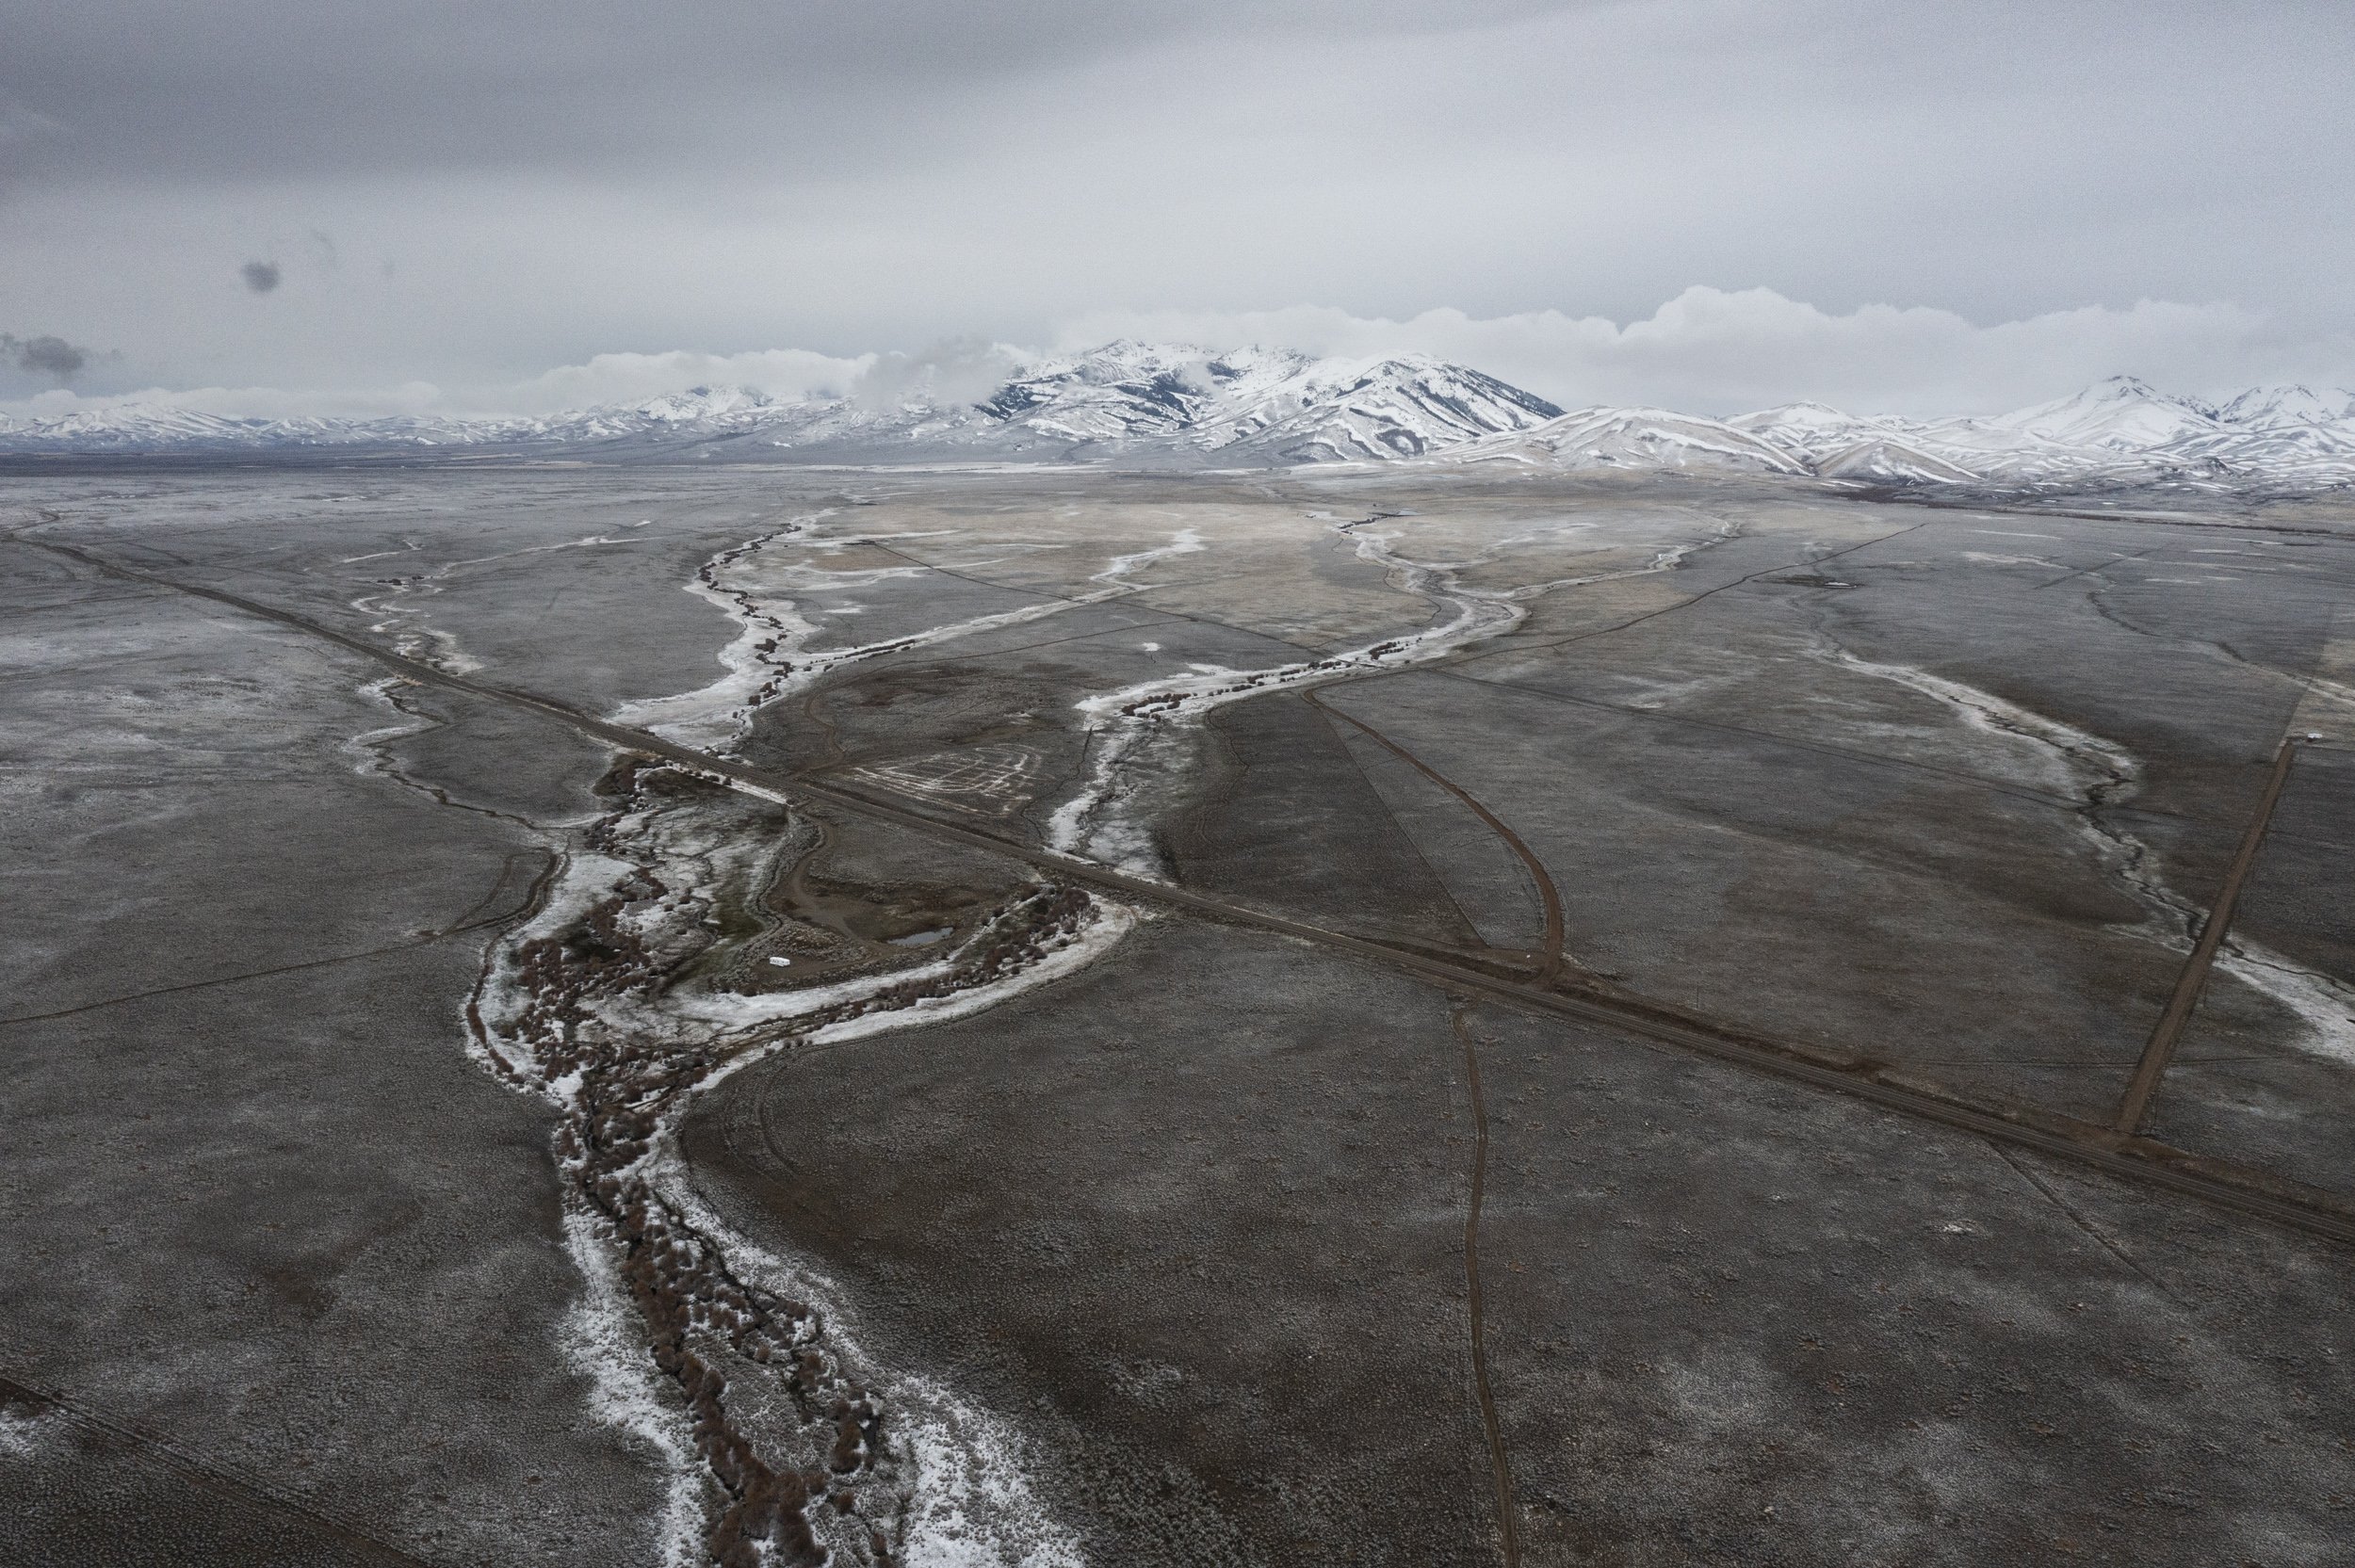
12 531 1125 1563
0 849 556 1028
801 689 847 770
1806 593 2355 1068
26 536 2355 1254
0 1372 446 1567
1304 688 1568 984
2115 737 2305 1133
1045 508 1742 872
1864 490 2354 542
1450 1009 1521 1568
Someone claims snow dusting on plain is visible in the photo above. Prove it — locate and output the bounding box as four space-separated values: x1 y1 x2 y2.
422 513 1160 1561
1817 645 2355 1065
559 1209 709 1568
620 514 1218 758
1047 508 1734 873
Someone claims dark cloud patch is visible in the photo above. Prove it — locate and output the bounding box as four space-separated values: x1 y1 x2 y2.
0 0 2348 399
3 332 96 380
242 260 283 293
0 0 1596 183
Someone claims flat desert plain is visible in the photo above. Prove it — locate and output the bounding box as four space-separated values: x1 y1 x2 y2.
6 466 2352 1566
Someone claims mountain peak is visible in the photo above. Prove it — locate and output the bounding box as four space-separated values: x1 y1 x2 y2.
1990 374 2223 449
632 384 777 420
2213 383 2355 428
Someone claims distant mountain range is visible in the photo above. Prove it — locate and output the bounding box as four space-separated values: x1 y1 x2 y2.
0 344 1561 468
1717 376 2355 490
6 342 2352 493
1446 374 2355 490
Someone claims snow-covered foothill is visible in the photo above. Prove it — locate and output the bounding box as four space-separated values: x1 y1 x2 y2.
1446 405 1807 475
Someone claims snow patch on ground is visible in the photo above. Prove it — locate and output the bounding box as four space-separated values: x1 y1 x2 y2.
642 1164 1092 1568
1048 510 1733 873
454 602 1136 1560
557 1209 708 1568
807 898 1138 1049
2215 948 2355 1068
611 514 833 752
1090 527 1206 584
1817 646 2355 1068
349 528 645 675
1813 646 2136 800
618 516 1213 757
344 674 440 773
0 1403 60 1460
897 1381 1090 1568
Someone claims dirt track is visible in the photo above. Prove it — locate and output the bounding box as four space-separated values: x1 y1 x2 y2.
27 531 2355 1252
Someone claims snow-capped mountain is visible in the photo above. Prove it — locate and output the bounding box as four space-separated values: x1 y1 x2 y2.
1733 375 2355 490
1982 375 2225 450
749 341 1565 461
6 355 2353 491
2212 384 2355 427
1723 401 1879 456
1447 406 1804 475
0 341 1560 464
1182 352 1565 461
978 342 1260 439
0 402 538 452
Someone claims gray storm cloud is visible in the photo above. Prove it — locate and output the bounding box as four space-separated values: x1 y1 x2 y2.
1 2 2348 405
3 333 92 380
0 1 1585 181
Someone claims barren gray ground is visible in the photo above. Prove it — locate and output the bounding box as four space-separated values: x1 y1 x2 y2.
3 466 2350 1566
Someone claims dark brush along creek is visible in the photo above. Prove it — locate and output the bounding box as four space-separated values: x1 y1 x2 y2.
468 755 1097 1566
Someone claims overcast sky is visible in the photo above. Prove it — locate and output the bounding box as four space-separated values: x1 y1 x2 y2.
2 0 2349 414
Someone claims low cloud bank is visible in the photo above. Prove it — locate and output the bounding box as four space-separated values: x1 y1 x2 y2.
0 341 1034 424
0 348 877 424
500 348 873 413
8 288 2347 426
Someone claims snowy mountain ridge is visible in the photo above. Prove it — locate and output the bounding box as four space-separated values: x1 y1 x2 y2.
1727 375 2355 489
0 341 1566 464
5 353 2353 491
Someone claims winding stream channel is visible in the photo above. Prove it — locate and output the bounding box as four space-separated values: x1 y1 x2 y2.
337 495 2353 1565
349 501 1734 1564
